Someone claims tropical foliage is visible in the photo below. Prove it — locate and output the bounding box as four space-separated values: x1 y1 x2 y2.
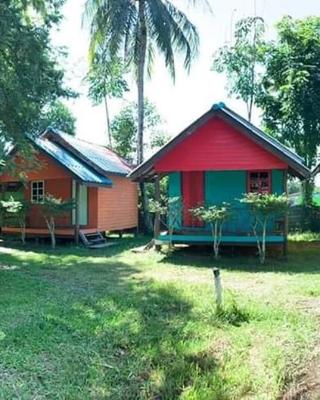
86 53 128 147
191 203 231 259
213 17 266 121
110 100 167 161
0 197 29 245
32 101 76 135
241 193 289 264
84 0 202 165
39 195 75 249
258 16 320 169
0 0 72 155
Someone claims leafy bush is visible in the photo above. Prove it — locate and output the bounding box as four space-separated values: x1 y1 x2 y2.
241 193 289 263
190 203 231 259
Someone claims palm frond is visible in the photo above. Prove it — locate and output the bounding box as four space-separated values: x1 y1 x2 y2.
85 0 137 64
147 0 199 79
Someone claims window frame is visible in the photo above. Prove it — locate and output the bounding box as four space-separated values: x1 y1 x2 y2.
31 180 45 204
247 170 272 194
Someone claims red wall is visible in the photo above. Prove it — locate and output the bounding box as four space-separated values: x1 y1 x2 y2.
155 117 287 172
182 171 204 227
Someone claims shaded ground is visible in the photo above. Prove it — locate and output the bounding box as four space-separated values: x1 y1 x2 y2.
0 237 319 399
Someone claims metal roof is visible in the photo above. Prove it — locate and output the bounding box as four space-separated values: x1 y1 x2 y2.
46 130 132 176
129 102 310 181
34 137 112 186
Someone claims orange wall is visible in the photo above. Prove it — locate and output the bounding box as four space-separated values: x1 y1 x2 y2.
1 152 74 228
1 151 71 182
87 187 98 228
1 151 138 232
97 175 138 231
25 178 73 228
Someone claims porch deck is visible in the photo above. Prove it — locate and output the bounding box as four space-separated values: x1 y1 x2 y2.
2 227 99 238
155 231 285 245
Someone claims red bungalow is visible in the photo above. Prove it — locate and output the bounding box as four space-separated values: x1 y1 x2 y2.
0 128 138 245
129 103 310 249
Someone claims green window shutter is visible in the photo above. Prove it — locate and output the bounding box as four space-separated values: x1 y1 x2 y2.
272 170 285 195
168 172 181 229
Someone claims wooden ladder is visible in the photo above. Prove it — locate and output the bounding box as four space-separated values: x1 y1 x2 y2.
79 231 109 249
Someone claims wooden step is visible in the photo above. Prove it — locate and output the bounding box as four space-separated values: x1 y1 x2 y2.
79 231 107 248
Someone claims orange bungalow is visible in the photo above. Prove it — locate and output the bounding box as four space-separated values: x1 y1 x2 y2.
0 128 138 246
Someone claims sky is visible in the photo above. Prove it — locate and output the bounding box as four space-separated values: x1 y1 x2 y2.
53 0 320 154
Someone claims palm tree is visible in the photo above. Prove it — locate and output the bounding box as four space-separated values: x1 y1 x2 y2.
84 0 205 165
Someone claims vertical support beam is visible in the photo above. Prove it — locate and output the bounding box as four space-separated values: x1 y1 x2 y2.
0 183 5 234
75 181 80 246
154 175 161 251
283 170 289 257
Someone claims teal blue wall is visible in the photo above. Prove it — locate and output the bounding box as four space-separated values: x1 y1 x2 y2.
272 170 284 194
205 171 250 233
168 170 285 234
168 172 182 229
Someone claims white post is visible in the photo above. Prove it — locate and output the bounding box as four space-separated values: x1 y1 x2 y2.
213 268 222 308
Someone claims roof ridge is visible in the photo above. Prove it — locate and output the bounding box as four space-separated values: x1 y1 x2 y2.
43 128 131 176
48 129 132 169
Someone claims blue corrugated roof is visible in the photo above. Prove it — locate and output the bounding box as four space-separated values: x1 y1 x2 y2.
34 137 112 186
49 130 131 176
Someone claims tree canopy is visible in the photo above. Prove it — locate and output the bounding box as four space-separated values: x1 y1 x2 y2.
110 100 168 161
212 16 266 121
86 52 128 146
257 16 320 168
0 0 73 154
32 101 76 135
84 0 202 166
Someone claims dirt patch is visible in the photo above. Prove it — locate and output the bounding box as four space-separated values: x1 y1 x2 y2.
282 346 320 400
282 298 320 400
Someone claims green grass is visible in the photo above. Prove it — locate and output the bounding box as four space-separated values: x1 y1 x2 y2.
0 238 319 399
289 231 320 242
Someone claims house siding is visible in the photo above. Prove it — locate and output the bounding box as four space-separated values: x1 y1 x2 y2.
97 175 138 231
155 117 288 172
26 178 73 228
168 169 286 234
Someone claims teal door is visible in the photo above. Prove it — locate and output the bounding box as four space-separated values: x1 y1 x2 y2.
72 181 88 226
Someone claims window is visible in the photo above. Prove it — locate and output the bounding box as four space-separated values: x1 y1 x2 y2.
31 181 44 203
248 171 270 194
0 182 23 192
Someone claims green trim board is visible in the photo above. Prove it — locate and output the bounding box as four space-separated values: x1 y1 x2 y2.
157 234 284 244
168 172 182 229
272 169 285 194
72 181 88 226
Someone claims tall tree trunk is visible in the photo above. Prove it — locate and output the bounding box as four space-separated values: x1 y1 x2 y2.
137 0 147 166
104 95 112 149
137 0 149 231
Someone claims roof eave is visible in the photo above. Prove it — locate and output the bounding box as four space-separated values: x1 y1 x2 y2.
32 140 113 187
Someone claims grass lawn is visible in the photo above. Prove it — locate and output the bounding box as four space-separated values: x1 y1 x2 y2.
0 237 319 399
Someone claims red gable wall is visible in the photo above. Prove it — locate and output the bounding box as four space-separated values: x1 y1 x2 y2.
155 117 287 172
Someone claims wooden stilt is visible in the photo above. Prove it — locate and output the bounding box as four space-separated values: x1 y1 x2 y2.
154 175 161 251
283 170 289 258
75 181 80 246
